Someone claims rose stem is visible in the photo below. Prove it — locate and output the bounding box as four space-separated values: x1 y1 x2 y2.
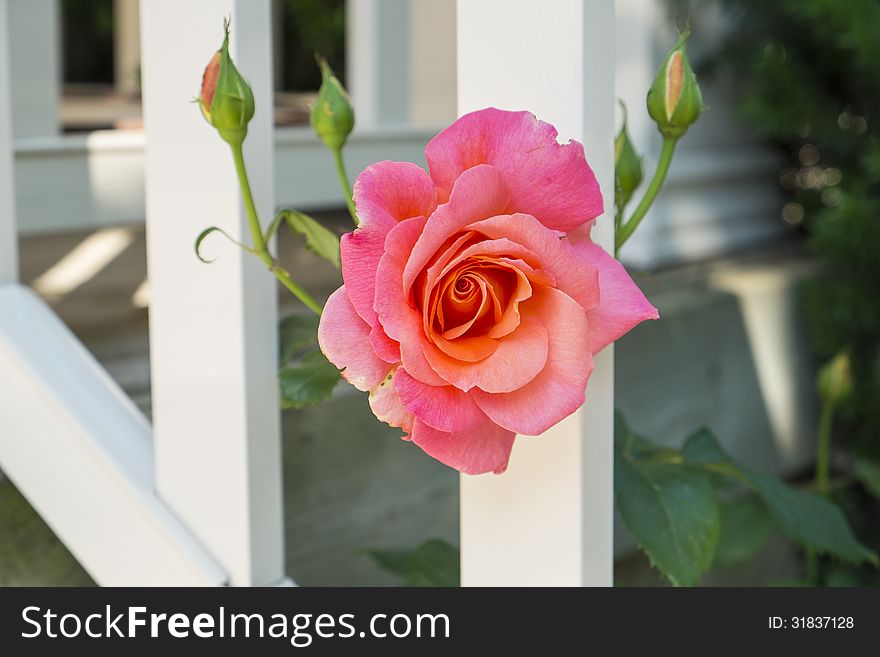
332 146 359 226
615 135 677 252
230 143 324 316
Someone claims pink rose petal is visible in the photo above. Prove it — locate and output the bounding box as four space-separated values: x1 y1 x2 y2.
469 213 600 312
318 286 391 392
402 164 510 294
573 240 659 355
426 108 602 233
410 417 516 475
472 287 593 435
394 367 486 432
343 161 437 326
369 321 401 363
368 366 414 433
374 216 449 387
423 315 549 393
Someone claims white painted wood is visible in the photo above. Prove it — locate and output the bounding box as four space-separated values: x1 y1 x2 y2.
457 0 615 586
13 125 436 235
2 0 224 586
7 0 59 137
0 285 226 586
140 0 286 586
0 0 17 282
113 0 141 97
346 0 410 126
408 0 457 126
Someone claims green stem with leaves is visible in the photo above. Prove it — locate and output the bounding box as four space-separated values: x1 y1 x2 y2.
616 136 678 253
332 147 358 226
805 397 837 584
230 143 324 316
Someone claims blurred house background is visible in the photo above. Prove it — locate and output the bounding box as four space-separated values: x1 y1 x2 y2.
1 0 818 585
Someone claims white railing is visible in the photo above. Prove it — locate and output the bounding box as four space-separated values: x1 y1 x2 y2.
0 0 618 586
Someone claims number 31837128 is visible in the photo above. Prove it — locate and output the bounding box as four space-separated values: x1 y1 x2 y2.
769 616 854 629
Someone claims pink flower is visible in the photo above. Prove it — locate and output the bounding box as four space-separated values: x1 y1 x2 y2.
318 108 658 475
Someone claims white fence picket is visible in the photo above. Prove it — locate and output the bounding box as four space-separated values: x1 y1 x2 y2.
7 0 59 139
347 0 411 127
0 0 16 282
140 0 287 587
457 0 616 586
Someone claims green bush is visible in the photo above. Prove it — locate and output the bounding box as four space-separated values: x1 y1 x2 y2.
685 0 880 583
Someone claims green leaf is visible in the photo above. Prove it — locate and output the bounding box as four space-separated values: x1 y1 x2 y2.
683 428 876 565
714 495 775 566
854 457 880 500
284 210 341 269
279 349 340 409
748 471 876 564
680 427 732 466
615 440 720 587
279 314 320 365
368 548 412 581
369 540 460 587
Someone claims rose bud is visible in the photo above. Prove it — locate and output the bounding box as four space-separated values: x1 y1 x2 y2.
646 29 703 139
198 21 255 146
818 350 852 408
615 101 643 212
310 57 355 150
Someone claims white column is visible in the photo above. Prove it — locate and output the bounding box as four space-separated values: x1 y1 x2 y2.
140 0 285 586
0 0 17 282
408 0 457 126
346 0 410 127
457 0 616 586
114 0 141 97
7 0 59 137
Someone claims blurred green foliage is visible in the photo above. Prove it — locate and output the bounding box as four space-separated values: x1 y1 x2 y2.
704 0 880 449
685 0 880 584
62 0 115 84
279 0 346 91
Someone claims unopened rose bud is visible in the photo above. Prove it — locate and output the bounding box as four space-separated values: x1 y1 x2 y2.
818 350 853 408
615 102 643 212
310 57 354 150
647 29 703 140
199 20 255 146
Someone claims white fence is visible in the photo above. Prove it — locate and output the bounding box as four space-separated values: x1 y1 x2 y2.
1 0 621 586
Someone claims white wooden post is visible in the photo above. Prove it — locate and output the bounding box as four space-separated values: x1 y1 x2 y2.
0 0 15 283
408 0 457 126
346 0 410 127
7 0 59 137
140 0 286 587
457 0 616 586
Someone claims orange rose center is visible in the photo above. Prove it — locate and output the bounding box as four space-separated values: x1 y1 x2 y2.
414 232 548 362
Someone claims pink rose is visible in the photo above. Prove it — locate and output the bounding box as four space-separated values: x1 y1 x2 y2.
318 108 657 474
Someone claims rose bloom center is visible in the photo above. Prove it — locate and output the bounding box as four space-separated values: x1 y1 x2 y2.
415 236 534 355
